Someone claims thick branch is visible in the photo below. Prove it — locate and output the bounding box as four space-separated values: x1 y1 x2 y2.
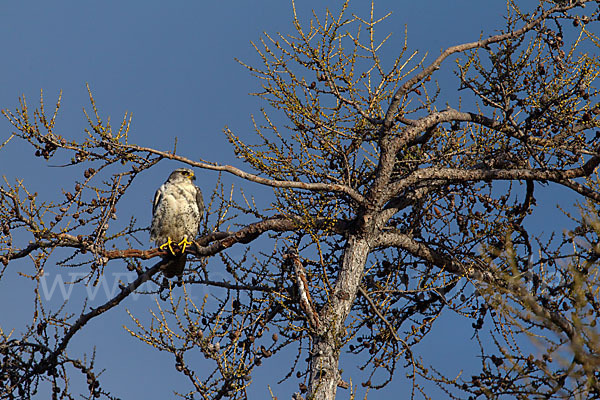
3 216 351 264
387 163 600 203
286 251 321 331
391 108 473 151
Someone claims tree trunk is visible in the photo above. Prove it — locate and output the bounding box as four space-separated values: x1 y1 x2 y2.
307 235 370 399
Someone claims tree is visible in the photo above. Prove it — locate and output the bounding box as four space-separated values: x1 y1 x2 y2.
1 0 600 399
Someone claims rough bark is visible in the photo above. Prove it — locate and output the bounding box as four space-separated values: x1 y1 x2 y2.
307 235 370 399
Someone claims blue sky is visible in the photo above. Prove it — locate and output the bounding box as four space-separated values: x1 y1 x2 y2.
0 1 576 398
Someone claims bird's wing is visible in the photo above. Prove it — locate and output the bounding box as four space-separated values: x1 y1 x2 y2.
152 185 165 216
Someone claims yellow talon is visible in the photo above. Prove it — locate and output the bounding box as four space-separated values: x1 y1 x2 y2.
159 237 177 256
177 237 194 253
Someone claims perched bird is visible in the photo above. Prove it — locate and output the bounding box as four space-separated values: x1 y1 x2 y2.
150 168 203 278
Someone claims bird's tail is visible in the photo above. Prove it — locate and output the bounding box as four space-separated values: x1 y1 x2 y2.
161 253 186 278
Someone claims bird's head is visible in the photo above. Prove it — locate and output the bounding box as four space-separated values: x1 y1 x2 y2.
168 168 196 182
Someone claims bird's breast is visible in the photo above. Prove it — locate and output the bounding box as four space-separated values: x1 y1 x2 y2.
150 182 201 244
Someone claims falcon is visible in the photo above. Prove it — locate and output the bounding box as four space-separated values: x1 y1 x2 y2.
150 168 203 278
